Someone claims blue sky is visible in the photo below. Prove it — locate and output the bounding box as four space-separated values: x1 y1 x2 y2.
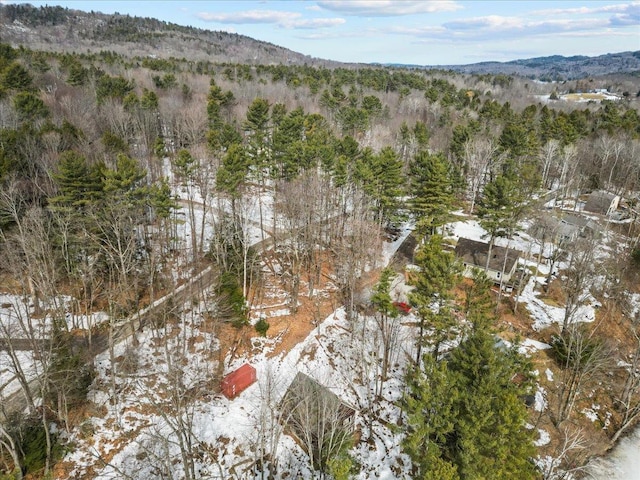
12 1 640 65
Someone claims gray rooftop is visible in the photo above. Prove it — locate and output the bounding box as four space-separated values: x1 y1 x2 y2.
454 237 520 273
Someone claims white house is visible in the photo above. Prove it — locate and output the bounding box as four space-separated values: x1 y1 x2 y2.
454 237 521 284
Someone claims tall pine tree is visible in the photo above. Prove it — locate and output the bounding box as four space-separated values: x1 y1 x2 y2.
409 234 461 362
447 324 536 479
404 275 536 480
409 151 455 237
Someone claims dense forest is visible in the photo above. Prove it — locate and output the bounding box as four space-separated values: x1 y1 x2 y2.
1 4 640 480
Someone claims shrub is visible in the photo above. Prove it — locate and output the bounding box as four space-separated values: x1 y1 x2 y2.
217 271 248 326
255 318 270 336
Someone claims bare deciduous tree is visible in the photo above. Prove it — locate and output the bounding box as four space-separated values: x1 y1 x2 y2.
463 136 501 213
331 189 381 323
275 173 335 311
560 236 597 333
250 364 286 478
554 325 612 424
538 426 588 480
612 315 640 443
281 373 354 478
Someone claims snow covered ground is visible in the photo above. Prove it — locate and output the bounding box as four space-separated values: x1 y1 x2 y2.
62 283 417 478
532 92 623 103
0 293 109 397
446 217 603 331
2 165 630 478
0 349 37 398
40 175 419 477
60 214 600 478
587 427 640 479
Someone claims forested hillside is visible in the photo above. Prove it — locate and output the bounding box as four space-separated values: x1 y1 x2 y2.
439 51 640 81
0 4 640 480
0 3 335 66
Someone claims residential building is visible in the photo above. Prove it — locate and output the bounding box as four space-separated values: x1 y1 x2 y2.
454 237 521 284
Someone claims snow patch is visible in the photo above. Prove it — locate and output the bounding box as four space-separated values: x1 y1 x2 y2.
535 428 551 447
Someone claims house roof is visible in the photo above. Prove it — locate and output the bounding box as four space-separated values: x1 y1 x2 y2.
282 372 356 419
560 213 589 228
557 221 579 239
454 237 520 273
584 191 617 215
280 372 356 467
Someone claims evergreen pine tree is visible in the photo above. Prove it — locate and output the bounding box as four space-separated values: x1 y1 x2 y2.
103 153 147 203
403 357 460 480
447 324 536 479
216 143 248 216
370 146 404 226
244 97 271 174
463 269 495 331
272 107 305 179
2 62 32 90
409 234 461 362
49 151 104 210
476 167 521 271
409 151 455 237
370 267 396 317
404 276 536 480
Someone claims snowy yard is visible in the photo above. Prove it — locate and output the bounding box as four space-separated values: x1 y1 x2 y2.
58 213 610 478
1 180 631 478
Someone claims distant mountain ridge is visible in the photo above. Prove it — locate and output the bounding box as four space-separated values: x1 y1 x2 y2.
435 51 640 80
0 3 638 79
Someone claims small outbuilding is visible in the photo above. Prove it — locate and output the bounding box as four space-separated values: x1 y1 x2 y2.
281 372 357 470
221 363 257 399
583 191 620 216
393 301 412 314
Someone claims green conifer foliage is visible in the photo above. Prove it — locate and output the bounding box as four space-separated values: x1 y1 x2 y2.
409 235 461 361
103 153 146 199
13 91 49 121
404 275 536 480
50 151 104 209
367 146 404 226
403 356 460 480
409 151 455 237
1 62 33 90
447 326 536 479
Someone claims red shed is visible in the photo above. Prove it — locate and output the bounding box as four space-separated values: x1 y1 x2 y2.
221 363 257 399
393 301 412 314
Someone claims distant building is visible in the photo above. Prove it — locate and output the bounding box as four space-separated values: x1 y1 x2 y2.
529 213 600 246
583 191 620 216
557 213 599 240
454 237 521 284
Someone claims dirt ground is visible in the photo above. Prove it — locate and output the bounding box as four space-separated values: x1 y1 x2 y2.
213 249 387 368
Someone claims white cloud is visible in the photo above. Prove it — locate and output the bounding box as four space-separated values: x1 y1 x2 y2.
295 28 378 40
380 14 625 43
608 3 640 25
197 10 300 24
293 18 346 29
373 3 640 46
530 2 640 27
196 9 345 29
316 0 462 16
443 15 524 30
386 25 447 36
531 2 639 16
